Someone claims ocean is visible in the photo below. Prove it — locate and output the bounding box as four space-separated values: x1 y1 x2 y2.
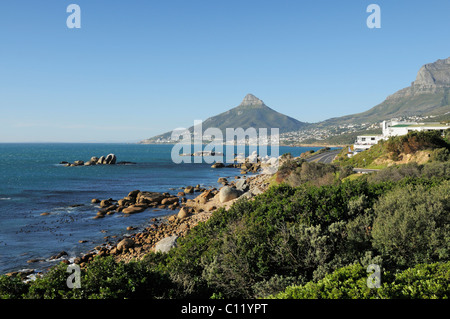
0 143 325 275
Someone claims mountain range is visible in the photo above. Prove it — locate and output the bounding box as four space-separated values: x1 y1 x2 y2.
141 57 450 144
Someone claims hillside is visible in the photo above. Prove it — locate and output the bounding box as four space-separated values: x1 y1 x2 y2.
141 94 309 143
317 57 450 128
334 130 450 169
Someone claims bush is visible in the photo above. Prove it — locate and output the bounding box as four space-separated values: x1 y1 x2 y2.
25 262 74 299
372 181 450 268
386 130 449 158
367 162 422 183
164 179 398 298
276 159 353 187
380 262 450 299
22 256 174 299
270 261 450 299
431 147 450 162
0 275 28 299
269 263 379 299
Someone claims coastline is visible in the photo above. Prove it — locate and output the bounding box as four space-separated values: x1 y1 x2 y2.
108 172 273 265
2 143 327 279
139 141 346 148
4 163 274 279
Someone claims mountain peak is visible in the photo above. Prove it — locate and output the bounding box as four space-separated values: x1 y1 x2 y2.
239 94 266 107
414 56 450 87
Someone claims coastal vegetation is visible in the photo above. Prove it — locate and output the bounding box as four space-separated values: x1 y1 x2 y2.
1 131 449 299
335 129 450 168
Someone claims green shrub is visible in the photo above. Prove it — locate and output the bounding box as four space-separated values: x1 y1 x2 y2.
386 130 449 158
379 262 450 299
372 181 450 268
270 261 450 299
164 179 397 298
22 256 174 299
75 256 173 299
26 262 74 299
269 263 379 299
276 159 353 187
0 275 29 299
252 274 305 298
431 147 450 162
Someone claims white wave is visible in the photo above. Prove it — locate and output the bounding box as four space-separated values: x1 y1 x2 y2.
0 197 11 200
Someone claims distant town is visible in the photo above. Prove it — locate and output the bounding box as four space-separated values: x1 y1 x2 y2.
147 112 449 147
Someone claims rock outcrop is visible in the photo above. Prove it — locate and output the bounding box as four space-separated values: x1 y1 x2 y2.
414 57 450 87
387 57 450 100
63 153 119 167
219 186 242 203
154 235 178 253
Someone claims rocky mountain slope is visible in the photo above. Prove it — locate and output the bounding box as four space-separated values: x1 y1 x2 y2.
141 94 309 143
318 57 450 127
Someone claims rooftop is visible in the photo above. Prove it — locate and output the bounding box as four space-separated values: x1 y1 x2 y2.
391 122 449 128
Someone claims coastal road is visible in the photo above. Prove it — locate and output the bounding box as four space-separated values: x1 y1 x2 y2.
303 149 381 174
305 149 342 164
353 168 381 174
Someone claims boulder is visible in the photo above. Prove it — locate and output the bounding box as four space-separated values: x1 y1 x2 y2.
117 199 127 206
184 186 194 194
177 207 189 219
241 191 253 199
122 204 148 214
154 235 178 253
105 153 117 165
211 162 225 168
219 186 242 203
250 187 264 195
194 190 215 204
161 197 179 205
117 238 134 252
50 251 68 260
100 200 111 208
217 177 228 184
97 156 106 165
137 191 165 204
235 178 249 191
128 190 140 198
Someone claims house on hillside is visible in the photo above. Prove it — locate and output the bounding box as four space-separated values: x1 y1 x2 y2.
350 120 449 157
353 134 384 151
381 120 450 138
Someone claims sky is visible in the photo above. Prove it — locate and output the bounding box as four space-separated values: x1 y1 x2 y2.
0 0 450 143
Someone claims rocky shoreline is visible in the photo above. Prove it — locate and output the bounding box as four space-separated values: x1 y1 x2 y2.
71 171 273 268
5 157 276 280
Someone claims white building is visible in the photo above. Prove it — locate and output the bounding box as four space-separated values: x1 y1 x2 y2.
382 120 449 138
350 120 449 156
353 134 384 151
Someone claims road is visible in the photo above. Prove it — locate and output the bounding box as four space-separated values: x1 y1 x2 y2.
304 149 381 174
305 149 342 164
352 168 380 174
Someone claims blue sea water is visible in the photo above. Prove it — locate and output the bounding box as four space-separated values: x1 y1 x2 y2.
0 143 325 274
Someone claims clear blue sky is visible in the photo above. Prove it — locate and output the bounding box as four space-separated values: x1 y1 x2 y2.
1 0 449 142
